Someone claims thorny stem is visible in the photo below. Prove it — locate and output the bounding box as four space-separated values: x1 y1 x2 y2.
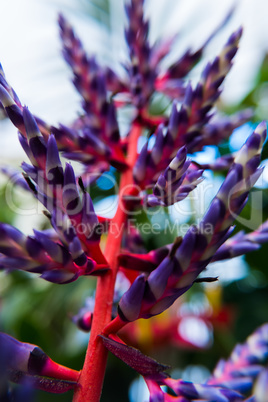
73 122 141 402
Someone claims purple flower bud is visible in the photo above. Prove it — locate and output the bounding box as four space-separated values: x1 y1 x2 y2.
23 107 47 169
184 83 193 109
0 85 24 132
133 141 148 183
118 274 146 321
62 163 82 216
0 332 47 375
150 125 164 166
144 147 201 207
40 269 78 284
33 230 70 265
46 135 63 185
147 258 174 300
19 134 36 167
168 102 179 141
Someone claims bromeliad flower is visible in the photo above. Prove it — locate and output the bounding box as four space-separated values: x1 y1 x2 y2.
124 144 204 209
0 107 108 283
145 146 204 207
0 218 105 284
0 0 267 400
0 2 250 190
212 220 268 262
0 62 126 178
132 28 244 191
109 121 267 327
123 0 236 111
118 217 268 273
58 14 127 171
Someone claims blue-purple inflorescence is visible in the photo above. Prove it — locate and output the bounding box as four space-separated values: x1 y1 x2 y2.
0 0 267 400
206 323 268 398
118 122 267 322
133 27 244 191
101 323 268 401
0 107 108 283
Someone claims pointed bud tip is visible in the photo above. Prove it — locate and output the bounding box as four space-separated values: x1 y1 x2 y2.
255 121 267 139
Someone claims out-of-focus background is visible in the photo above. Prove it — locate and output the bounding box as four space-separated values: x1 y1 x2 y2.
0 0 268 401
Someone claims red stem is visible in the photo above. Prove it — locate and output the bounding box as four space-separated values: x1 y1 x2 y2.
73 123 141 402
43 359 80 382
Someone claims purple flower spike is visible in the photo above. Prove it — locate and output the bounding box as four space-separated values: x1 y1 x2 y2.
164 378 243 401
197 153 235 171
156 3 236 89
167 102 180 141
106 103 120 143
118 123 266 322
143 327 268 402
235 121 266 174
6 112 108 276
175 168 204 201
201 109 254 149
58 13 126 98
144 318 268 402
134 28 243 190
207 324 268 393
144 146 202 207
212 220 268 262
1 62 122 175
124 0 155 108
0 215 105 284
58 14 127 171
19 134 37 167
